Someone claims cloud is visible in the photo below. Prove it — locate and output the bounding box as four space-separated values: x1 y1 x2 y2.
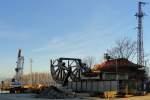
32 31 112 58
32 15 132 60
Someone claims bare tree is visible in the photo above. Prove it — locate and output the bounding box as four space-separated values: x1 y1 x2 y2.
22 72 53 86
107 37 137 60
82 56 95 68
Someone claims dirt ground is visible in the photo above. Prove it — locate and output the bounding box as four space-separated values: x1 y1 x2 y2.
1 93 150 100
0 94 47 100
116 94 150 100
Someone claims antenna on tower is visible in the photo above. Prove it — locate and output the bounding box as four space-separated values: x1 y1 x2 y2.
135 1 147 67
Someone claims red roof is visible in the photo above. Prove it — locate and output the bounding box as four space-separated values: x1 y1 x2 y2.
92 58 138 72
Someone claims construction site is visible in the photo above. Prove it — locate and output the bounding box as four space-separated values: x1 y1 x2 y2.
0 1 150 100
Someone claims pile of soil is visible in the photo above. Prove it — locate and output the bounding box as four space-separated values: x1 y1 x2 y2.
36 86 74 99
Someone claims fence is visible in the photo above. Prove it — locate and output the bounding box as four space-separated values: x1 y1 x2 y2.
67 80 118 93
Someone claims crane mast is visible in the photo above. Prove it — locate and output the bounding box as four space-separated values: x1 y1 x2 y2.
15 49 24 82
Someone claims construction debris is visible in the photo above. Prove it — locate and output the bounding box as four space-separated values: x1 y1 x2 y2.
36 85 75 99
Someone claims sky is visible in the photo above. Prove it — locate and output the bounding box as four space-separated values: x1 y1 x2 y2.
0 0 149 81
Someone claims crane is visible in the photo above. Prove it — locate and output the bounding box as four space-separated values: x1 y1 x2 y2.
15 49 24 82
10 49 24 93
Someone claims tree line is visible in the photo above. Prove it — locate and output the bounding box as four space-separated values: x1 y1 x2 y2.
1 72 55 89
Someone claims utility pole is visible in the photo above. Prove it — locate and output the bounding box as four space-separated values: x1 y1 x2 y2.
135 2 147 66
135 2 148 92
30 58 33 85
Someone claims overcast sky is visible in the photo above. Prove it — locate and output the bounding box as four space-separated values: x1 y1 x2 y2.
0 0 149 81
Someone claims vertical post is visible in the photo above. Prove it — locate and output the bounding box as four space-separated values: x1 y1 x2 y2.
1 81 4 94
30 58 33 85
115 59 118 92
116 59 118 80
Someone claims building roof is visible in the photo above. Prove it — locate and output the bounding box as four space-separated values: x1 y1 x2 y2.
92 58 142 72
